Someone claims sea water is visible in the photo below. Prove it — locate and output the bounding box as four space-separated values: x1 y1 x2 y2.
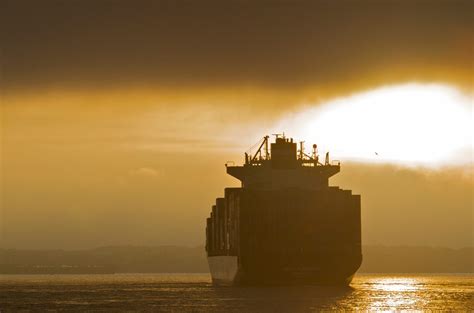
1 273 472 311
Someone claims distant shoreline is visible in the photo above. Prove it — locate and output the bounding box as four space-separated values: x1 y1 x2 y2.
1 245 472 275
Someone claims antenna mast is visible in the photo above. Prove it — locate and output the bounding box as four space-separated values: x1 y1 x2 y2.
299 141 305 160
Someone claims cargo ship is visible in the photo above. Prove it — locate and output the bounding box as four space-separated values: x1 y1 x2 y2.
205 135 362 285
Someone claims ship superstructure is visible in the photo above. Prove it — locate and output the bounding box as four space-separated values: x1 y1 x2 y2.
205 135 362 285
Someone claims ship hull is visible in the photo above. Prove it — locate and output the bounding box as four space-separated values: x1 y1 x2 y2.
207 256 240 286
207 256 360 286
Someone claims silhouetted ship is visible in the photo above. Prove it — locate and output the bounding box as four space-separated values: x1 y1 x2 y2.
205 135 362 285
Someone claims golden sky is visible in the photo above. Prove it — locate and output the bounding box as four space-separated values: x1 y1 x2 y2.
1 0 472 249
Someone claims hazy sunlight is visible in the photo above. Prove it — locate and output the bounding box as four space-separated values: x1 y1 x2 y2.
277 84 473 167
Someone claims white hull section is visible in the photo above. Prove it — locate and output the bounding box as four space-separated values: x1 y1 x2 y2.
207 256 239 285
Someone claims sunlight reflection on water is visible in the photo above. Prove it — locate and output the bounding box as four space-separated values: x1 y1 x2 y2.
372 277 420 292
369 277 421 310
0 274 472 311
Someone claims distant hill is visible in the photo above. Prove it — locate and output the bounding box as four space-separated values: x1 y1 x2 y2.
0 245 472 274
0 246 208 274
359 246 473 273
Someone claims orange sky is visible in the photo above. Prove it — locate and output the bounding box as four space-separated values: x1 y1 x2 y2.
1 0 472 249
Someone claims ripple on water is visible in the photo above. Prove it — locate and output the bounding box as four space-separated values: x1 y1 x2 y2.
0 273 472 312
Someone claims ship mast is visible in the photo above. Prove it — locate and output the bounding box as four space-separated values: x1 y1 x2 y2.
248 135 270 163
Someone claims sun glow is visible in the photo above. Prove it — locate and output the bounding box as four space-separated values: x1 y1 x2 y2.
277 84 473 167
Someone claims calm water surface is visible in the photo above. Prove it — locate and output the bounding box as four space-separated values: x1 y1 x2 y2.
1 273 472 312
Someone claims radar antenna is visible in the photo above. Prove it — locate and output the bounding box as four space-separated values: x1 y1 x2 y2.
312 144 319 164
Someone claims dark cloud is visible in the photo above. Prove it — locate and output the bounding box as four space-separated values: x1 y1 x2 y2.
2 0 472 91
